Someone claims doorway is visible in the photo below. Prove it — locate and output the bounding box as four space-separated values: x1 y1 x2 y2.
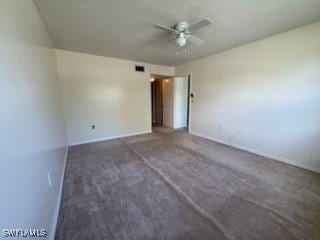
150 74 191 131
151 77 164 126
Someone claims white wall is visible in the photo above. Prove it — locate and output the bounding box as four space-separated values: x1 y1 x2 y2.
162 78 174 128
173 77 189 129
176 21 320 173
56 50 174 145
0 0 67 239
162 77 189 129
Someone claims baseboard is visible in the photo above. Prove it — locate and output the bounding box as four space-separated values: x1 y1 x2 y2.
174 125 187 130
69 130 152 146
49 146 69 240
190 131 320 174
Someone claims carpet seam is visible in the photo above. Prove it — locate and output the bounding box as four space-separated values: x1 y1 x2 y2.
121 139 234 240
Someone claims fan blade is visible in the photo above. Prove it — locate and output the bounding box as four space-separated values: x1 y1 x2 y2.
155 24 178 34
187 35 204 45
189 18 212 32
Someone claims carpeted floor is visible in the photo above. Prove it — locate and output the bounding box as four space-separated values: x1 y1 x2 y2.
56 127 320 240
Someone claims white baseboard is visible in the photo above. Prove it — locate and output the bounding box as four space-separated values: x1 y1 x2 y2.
49 146 69 240
174 125 187 130
69 130 152 146
190 131 320 174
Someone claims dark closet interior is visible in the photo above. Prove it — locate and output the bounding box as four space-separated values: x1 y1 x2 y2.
151 79 163 126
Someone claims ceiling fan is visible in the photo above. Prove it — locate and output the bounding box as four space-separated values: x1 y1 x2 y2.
155 18 212 47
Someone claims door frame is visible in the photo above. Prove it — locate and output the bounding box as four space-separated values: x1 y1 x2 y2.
150 74 174 129
150 79 163 126
150 73 192 132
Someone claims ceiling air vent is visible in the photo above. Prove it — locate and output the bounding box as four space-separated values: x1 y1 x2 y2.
135 65 145 72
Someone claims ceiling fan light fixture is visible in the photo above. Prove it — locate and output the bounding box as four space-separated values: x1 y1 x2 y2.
176 36 186 47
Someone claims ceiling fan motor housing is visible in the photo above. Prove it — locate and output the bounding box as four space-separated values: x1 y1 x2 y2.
175 22 189 32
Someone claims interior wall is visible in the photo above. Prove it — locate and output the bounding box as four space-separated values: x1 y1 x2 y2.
176 21 320 173
162 78 174 128
0 0 67 238
162 77 189 129
56 50 174 145
173 77 189 129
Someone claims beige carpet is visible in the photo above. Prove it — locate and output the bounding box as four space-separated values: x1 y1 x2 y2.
56 128 320 240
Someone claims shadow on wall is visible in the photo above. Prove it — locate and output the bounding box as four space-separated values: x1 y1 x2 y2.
178 23 320 172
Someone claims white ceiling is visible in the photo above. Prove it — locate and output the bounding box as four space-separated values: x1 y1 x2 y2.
35 0 320 66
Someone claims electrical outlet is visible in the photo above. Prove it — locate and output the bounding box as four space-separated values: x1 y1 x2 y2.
91 125 95 130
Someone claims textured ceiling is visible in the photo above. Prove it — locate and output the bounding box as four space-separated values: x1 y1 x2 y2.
35 0 320 66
